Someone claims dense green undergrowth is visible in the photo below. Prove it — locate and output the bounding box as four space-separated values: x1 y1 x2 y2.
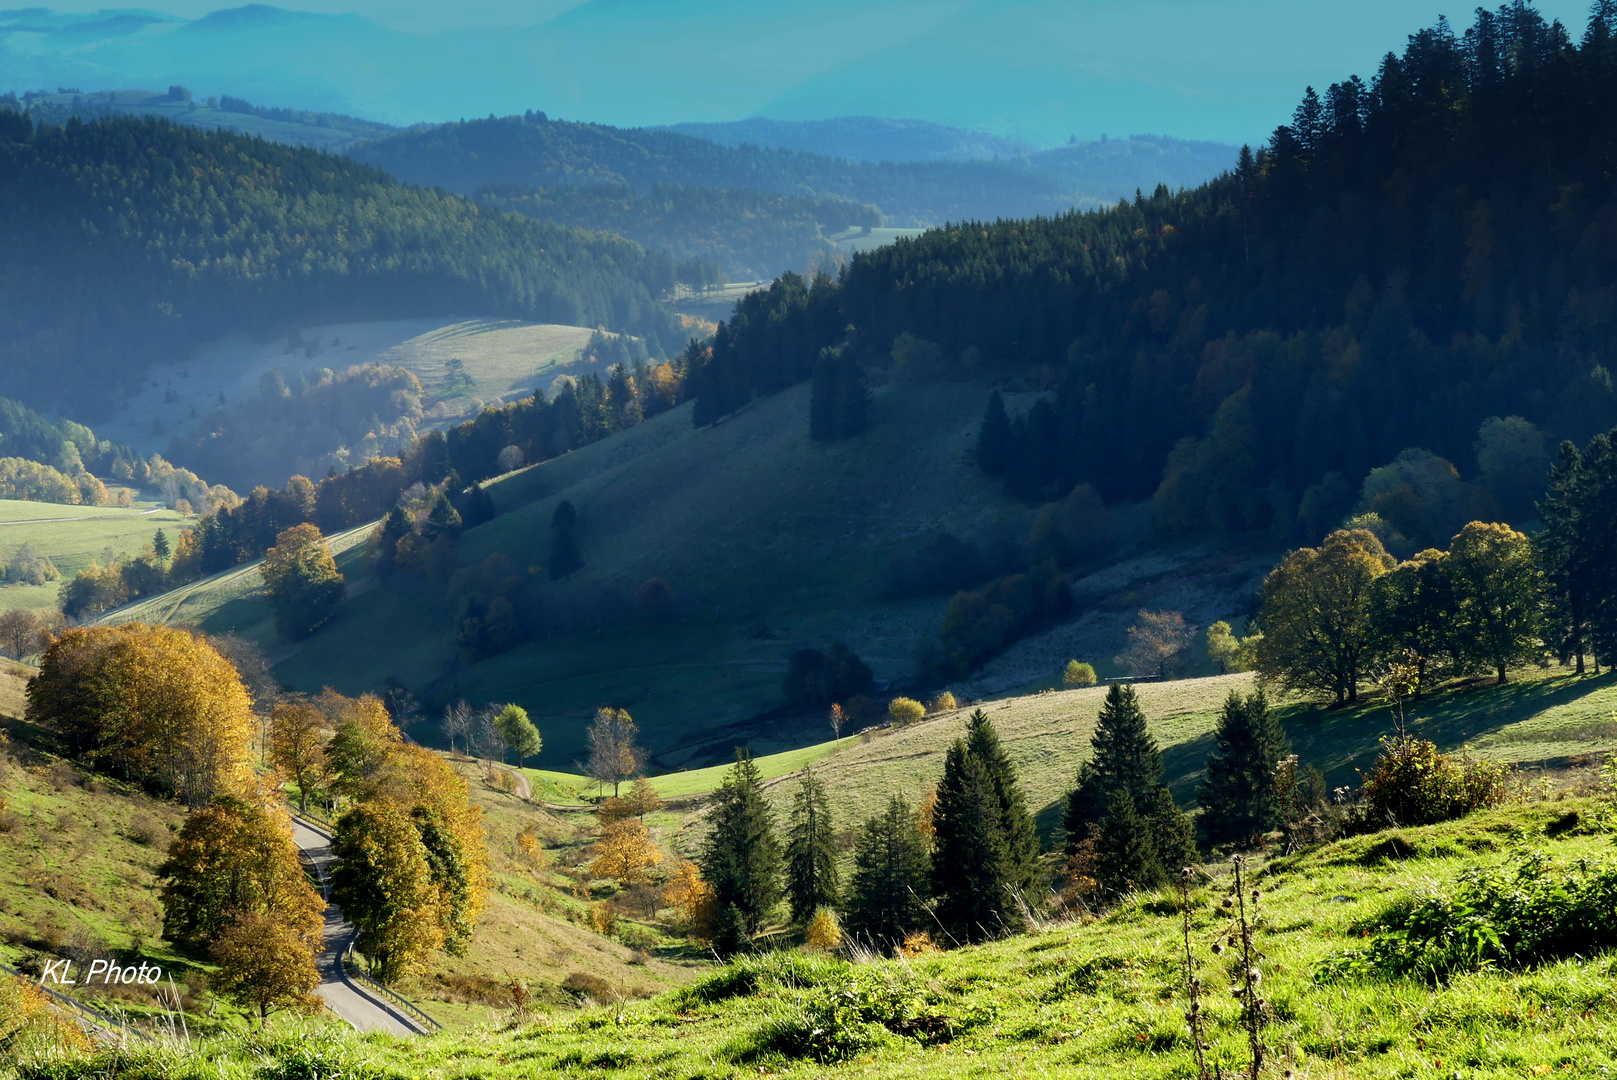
16 794 1617 1079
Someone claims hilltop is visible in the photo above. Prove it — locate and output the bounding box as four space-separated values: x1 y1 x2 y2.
348 114 1216 228
0 113 683 415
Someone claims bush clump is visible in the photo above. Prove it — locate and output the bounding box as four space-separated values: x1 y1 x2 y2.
887 697 925 726
733 964 982 1064
1361 737 1508 827
1317 853 1617 983
1062 660 1097 686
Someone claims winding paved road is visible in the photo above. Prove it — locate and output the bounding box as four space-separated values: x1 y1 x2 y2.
289 816 420 1036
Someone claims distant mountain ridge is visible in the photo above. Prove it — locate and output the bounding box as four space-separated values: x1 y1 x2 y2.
350 114 1237 228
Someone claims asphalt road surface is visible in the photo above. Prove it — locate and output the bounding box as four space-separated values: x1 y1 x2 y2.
289 816 420 1036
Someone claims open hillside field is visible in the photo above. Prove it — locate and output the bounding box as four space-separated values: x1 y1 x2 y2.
98 524 373 652
521 667 1617 850
40 794 1617 1079
263 378 1174 770
828 226 926 257
0 500 195 614
97 319 600 458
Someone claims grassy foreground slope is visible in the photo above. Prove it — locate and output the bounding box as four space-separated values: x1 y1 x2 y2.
26 795 1617 1079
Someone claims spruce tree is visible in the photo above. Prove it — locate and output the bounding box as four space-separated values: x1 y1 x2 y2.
963 709 1039 892
1064 682 1197 885
975 391 1011 476
1094 791 1161 895
548 500 584 580
845 795 930 951
1198 690 1289 845
1064 682 1164 831
698 750 781 944
930 741 1023 943
425 491 463 538
784 769 839 923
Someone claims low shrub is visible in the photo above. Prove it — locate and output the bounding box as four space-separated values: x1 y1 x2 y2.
1316 852 1617 983
1361 737 1508 827
1062 660 1097 686
561 971 621 1003
887 697 925 726
731 964 984 1064
927 691 957 713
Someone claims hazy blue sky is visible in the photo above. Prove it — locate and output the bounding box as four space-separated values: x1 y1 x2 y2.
9 1 1603 142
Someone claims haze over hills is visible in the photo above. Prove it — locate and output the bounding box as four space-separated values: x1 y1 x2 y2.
3 0 1597 143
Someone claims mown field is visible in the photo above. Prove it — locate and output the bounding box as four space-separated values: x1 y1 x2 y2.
21 794 1617 1079
0 500 195 614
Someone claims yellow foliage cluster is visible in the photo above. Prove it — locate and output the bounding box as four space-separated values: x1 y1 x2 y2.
804 908 842 951
0 972 88 1053
589 818 663 887
27 624 253 806
326 696 491 984
888 697 926 726
898 931 941 958
661 860 718 941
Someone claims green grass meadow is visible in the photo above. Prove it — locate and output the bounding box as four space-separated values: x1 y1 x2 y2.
0 500 195 614
22 794 1617 1079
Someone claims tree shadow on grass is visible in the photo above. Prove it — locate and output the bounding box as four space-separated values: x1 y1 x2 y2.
1281 671 1617 789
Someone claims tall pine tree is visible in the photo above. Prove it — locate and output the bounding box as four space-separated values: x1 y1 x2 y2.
931 740 1023 943
698 750 781 950
784 769 839 922
975 391 1011 476
845 795 930 951
963 709 1039 893
1198 690 1289 845
547 500 584 581
1064 682 1196 885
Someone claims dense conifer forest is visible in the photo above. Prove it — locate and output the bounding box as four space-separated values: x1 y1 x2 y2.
0 113 686 413
692 3 1617 537
476 182 880 282
348 113 1108 227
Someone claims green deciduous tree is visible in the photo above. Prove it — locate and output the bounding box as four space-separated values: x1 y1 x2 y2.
493 703 541 766
1253 528 1395 703
1448 520 1543 683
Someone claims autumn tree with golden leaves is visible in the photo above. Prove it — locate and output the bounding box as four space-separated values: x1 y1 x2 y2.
28 624 253 806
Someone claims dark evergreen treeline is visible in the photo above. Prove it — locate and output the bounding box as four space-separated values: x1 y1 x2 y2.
477 182 880 282
0 112 684 411
348 112 1110 228
690 4 1617 536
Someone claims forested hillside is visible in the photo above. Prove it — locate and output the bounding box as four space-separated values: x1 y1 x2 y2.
477 183 880 282
349 114 1117 227
0 113 685 414
693 4 1617 538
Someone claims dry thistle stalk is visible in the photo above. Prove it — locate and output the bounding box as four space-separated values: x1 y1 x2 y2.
1227 855 1267 1078
1178 866 1217 1080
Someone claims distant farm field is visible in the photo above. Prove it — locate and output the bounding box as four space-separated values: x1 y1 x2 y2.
98 318 601 457
0 499 195 613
